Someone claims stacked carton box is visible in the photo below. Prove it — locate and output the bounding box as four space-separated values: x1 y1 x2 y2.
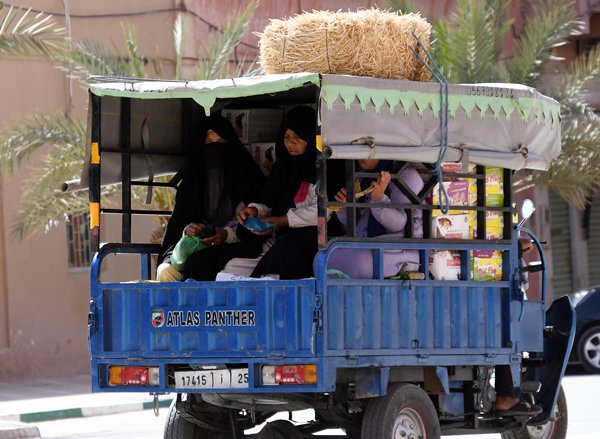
249 142 276 176
221 108 283 144
221 108 283 176
429 163 505 281
431 179 470 239
429 250 461 280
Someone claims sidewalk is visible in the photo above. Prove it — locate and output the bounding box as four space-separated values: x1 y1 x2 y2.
0 375 173 439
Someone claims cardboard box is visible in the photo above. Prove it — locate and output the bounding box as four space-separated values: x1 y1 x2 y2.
429 250 461 280
432 213 470 239
432 180 470 216
248 143 276 176
221 109 283 144
471 250 503 281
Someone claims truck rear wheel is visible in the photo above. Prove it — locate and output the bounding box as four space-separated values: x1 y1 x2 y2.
164 400 200 439
500 385 568 439
164 400 229 439
255 420 303 438
361 383 440 439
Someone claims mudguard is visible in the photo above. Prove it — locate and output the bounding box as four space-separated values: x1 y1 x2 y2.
531 295 576 423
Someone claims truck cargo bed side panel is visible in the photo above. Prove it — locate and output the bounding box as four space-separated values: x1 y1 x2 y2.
324 282 508 354
91 280 317 358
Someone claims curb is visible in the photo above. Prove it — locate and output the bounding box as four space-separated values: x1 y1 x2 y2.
0 397 173 437
0 421 40 439
14 398 173 423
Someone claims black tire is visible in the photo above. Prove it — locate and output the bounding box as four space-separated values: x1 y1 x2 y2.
164 400 200 439
164 400 231 439
577 325 600 374
361 394 385 438
500 385 568 439
256 420 302 438
361 383 440 439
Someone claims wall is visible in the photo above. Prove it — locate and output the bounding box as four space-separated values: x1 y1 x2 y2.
0 0 177 379
0 0 596 379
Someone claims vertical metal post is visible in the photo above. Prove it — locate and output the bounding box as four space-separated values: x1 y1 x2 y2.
120 98 132 243
89 92 101 253
141 252 152 280
345 160 356 238
477 165 486 240
316 94 328 250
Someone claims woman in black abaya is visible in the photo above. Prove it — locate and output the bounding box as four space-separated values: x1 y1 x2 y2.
237 106 319 280
156 113 264 281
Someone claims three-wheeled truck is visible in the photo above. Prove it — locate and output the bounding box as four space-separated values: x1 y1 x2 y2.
77 71 576 438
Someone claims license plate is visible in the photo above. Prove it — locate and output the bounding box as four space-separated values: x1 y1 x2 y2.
174 369 249 389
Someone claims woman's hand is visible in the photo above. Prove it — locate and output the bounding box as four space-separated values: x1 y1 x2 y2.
371 171 391 202
237 206 258 224
183 222 205 236
202 228 228 247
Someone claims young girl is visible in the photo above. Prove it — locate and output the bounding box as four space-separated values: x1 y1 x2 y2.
327 159 424 279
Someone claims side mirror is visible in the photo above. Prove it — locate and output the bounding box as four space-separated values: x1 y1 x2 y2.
519 199 535 227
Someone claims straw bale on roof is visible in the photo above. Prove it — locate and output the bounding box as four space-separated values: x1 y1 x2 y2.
257 9 432 81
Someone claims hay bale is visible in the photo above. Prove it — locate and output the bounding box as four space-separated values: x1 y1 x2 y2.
258 9 432 81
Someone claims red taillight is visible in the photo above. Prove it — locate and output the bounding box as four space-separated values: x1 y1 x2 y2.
109 366 159 386
262 364 317 385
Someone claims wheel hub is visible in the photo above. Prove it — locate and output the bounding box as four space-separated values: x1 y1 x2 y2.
392 407 426 439
526 421 556 439
583 331 600 369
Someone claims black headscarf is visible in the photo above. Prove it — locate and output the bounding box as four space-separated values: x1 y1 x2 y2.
159 113 264 262
256 106 317 216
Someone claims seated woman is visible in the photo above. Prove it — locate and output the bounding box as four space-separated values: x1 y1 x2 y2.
156 114 264 281
183 105 318 281
326 159 424 279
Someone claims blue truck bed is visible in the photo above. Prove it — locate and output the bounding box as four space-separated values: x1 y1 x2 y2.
89 241 545 395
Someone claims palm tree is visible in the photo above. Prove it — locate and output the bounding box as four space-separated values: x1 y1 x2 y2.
0 1 258 238
0 2 64 56
388 0 600 208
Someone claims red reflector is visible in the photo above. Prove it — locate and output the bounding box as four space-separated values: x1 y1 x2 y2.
120 367 150 385
274 365 307 384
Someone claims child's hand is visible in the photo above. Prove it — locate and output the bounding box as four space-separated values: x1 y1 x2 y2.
334 187 347 203
371 171 391 202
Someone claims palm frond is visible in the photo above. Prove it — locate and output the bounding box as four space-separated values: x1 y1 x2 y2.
12 189 88 240
232 54 257 78
515 115 600 207
0 113 85 175
50 39 127 82
506 0 584 85
13 179 122 240
544 43 600 113
51 25 151 83
434 0 512 82
195 0 258 80
121 24 146 78
385 0 418 13
173 13 184 80
0 2 64 56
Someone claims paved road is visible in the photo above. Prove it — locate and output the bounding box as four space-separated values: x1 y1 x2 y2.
35 372 598 438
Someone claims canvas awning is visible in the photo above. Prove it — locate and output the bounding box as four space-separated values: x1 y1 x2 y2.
81 72 560 190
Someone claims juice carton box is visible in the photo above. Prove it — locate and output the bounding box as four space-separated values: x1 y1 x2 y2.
432 213 470 239
471 250 503 281
429 250 462 280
